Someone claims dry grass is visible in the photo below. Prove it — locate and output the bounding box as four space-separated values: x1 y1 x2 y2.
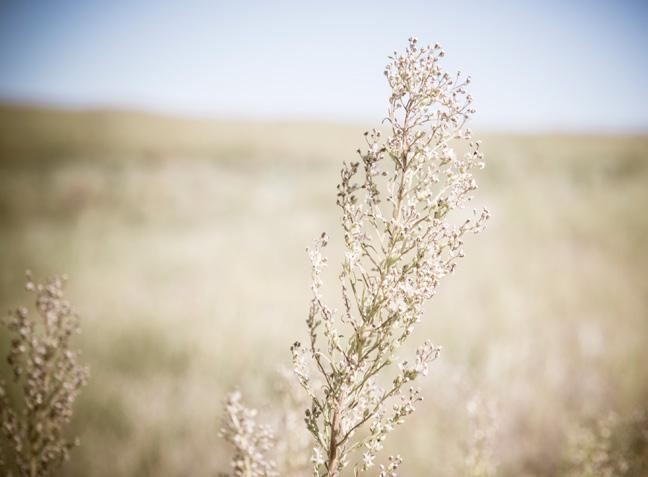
0 105 647 476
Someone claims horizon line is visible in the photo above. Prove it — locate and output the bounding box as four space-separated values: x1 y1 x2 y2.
2 97 647 136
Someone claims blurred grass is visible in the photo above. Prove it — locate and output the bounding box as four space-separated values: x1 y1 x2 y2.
0 103 647 476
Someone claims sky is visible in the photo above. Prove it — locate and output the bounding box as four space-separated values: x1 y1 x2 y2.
0 0 646 131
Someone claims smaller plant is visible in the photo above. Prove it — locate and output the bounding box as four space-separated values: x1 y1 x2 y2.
220 390 278 477
220 370 311 477
0 271 88 477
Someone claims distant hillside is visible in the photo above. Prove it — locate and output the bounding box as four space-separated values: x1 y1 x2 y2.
0 103 367 162
1 102 646 166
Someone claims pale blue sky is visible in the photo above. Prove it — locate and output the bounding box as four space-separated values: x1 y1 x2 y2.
0 0 646 131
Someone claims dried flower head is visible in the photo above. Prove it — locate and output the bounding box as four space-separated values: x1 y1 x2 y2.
291 37 489 476
0 271 89 477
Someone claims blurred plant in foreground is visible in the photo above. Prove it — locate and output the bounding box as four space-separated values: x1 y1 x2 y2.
221 370 311 477
220 390 278 477
0 271 88 477
290 37 488 476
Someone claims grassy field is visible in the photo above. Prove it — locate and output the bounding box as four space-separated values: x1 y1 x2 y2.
1 104 647 476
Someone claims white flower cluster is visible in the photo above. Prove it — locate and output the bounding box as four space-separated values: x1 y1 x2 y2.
292 37 489 476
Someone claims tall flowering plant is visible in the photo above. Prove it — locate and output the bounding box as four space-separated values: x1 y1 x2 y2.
290 37 489 476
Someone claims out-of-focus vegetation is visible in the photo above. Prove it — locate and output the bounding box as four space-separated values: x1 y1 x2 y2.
0 104 647 476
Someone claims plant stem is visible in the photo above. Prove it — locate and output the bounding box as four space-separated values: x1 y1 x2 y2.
327 398 342 477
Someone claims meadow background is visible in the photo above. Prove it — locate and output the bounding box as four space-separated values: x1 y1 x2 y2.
0 104 646 476
1 1 648 475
